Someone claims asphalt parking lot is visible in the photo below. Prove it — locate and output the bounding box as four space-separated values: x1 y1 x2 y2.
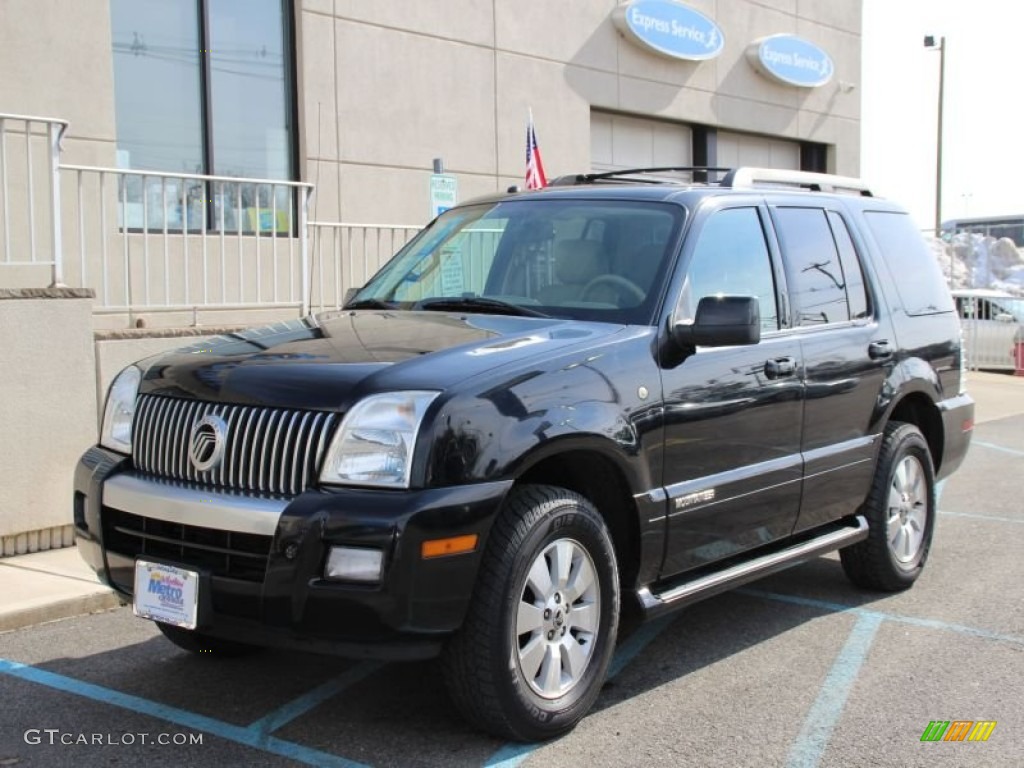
1 392 1022 767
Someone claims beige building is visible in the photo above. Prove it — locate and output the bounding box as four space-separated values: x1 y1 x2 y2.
0 0 861 552
1 0 862 306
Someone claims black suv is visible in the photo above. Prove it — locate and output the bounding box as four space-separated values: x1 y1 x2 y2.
75 167 973 741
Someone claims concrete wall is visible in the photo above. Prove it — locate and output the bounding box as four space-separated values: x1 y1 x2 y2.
301 0 863 223
0 291 97 555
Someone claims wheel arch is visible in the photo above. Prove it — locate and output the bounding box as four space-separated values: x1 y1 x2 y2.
887 391 945 473
514 444 643 592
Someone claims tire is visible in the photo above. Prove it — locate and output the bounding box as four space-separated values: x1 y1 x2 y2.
156 622 261 657
840 421 936 592
442 484 620 741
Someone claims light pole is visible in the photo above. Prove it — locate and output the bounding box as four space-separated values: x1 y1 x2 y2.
924 35 946 238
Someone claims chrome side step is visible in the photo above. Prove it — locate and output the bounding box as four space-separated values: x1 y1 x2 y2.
637 516 868 619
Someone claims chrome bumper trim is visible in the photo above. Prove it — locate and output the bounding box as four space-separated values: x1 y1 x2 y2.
103 474 287 536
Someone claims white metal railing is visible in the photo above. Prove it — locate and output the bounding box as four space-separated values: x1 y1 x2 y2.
307 222 421 311
59 164 314 316
1 112 435 322
958 295 1021 371
0 113 68 285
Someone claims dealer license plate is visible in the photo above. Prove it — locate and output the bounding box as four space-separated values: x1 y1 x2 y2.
132 560 199 630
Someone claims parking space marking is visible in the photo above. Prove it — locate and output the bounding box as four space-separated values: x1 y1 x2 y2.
972 439 1024 458
785 612 883 768
247 661 383 736
483 616 675 768
940 510 1024 524
739 588 1024 647
0 657 369 768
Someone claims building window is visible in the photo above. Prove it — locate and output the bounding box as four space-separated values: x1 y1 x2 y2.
110 0 296 233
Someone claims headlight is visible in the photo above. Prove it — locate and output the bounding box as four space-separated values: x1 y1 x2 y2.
100 365 142 454
320 391 439 488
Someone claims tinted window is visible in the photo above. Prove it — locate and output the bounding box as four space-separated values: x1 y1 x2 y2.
864 211 955 315
827 211 870 319
774 207 849 326
679 207 779 333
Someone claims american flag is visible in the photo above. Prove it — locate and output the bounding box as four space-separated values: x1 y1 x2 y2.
525 110 547 190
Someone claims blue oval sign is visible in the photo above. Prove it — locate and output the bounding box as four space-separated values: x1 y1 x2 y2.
613 0 725 61
747 34 833 88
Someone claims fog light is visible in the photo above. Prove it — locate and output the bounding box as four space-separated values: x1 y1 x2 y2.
325 546 383 583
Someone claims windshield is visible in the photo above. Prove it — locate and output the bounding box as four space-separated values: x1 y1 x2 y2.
350 199 684 324
991 297 1024 320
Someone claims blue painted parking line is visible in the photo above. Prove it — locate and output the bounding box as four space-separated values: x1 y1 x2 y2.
738 588 1024 647
483 615 675 768
0 657 370 768
785 612 882 768
940 510 1024 524
247 661 383 736
972 439 1024 458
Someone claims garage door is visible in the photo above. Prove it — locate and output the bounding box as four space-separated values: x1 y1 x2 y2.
590 112 692 172
717 130 800 170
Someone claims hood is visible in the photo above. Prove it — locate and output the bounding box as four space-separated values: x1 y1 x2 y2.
138 310 624 410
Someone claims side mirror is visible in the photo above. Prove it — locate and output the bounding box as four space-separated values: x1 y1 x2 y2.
994 312 1015 323
343 286 361 306
672 295 761 348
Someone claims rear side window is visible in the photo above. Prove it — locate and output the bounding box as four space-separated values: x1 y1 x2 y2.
863 211 954 315
773 207 851 326
827 211 871 320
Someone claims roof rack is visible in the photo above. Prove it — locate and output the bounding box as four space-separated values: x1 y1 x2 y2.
549 166 733 186
720 168 873 197
547 166 874 197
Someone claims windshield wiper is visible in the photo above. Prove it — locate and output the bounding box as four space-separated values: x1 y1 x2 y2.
345 298 395 310
415 297 549 318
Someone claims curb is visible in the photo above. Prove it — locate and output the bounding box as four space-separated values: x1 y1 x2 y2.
0 591 124 633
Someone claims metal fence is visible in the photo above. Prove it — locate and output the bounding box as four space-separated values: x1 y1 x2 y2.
957 294 1022 371
0 113 67 284
307 222 420 312
1 112 424 323
60 164 313 316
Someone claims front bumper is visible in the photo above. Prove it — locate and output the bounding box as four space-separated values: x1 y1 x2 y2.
74 446 512 659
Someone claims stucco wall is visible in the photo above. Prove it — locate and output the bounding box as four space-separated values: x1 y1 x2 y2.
0 291 97 554
299 0 863 224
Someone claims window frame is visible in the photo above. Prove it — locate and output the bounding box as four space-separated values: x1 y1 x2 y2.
668 198 790 336
110 0 300 235
767 203 880 332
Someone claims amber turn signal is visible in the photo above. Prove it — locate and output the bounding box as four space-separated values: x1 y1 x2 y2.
421 534 479 559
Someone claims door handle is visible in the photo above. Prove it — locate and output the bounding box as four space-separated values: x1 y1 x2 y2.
868 340 893 360
764 356 796 379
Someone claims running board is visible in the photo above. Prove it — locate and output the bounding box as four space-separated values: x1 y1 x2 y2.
637 516 868 619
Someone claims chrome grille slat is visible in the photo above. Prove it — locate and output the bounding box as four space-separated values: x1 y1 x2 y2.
154 397 172 477
279 412 301 496
291 412 313 496
132 395 338 497
249 409 270 491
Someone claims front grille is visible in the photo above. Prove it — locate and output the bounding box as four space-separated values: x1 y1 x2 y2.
105 508 271 582
133 395 338 497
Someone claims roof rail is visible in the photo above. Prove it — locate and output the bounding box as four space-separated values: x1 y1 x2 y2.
549 166 733 186
721 167 873 196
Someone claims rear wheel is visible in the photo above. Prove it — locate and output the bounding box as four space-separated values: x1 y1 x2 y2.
442 485 619 741
841 421 936 591
156 622 261 657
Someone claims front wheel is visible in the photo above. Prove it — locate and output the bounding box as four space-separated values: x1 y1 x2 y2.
442 485 620 741
841 422 936 591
